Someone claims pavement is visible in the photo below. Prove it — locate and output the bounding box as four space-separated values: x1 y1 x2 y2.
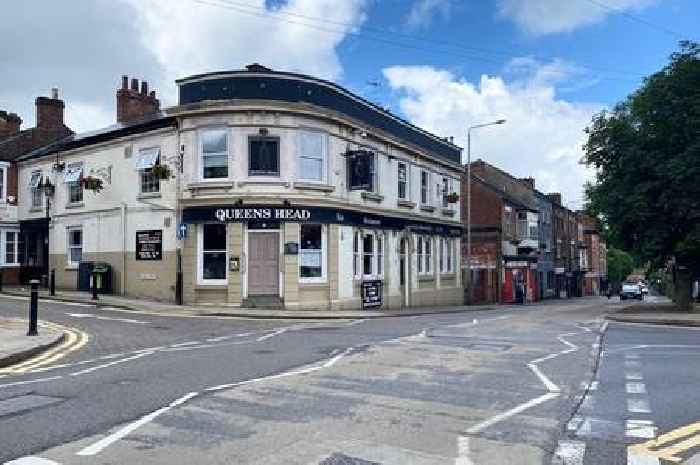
1 295 699 464
0 318 65 369
605 295 700 326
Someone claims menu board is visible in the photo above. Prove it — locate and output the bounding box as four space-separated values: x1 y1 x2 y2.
136 230 163 261
361 280 383 309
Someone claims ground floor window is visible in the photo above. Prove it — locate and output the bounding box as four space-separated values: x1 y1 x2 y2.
3 231 20 266
354 229 384 279
439 238 455 273
67 228 82 266
199 223 227 284
299 224 325 282
417 236 433 275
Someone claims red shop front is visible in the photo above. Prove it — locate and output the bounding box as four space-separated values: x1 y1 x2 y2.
502 259 539 303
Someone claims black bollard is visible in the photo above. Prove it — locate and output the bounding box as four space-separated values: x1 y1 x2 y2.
50 269 56 296
91 271 99 301
27 279 39 336
0 268 3 293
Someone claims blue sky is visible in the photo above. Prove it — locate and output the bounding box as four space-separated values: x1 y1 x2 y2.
2 0 698 206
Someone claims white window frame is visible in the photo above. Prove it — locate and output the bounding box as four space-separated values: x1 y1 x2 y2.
417 235 433 275
199 127 229 181
0 163 7 202
137 147 161 194
353 230 360 278
66 227 83 268
297 129 327 183
31 170 43 208
440 238 455 273
397 161 409 201
420 170 431 206
359 230 384 279
3 230 20 266
298 223 326 283
197 223 228 286
417 236 423 274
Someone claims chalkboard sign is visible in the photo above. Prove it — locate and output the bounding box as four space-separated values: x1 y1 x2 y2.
361 280 383 309
136 230 163 261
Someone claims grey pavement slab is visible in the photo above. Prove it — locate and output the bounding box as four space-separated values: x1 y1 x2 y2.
0 319 64 368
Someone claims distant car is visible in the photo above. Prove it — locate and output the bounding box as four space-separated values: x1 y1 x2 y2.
621 282 643 300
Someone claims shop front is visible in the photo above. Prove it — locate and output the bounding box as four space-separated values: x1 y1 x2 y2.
502 257 538 303
180 204 462 310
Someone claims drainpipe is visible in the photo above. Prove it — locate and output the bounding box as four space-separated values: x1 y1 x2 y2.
121 202 127 296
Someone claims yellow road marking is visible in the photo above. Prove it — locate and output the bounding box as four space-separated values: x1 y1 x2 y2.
0 322 89 374
629 420 700 463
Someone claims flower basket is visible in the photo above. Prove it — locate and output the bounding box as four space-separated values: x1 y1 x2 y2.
446 192 459 204
81 176 104 193
151 164 172 180
52 162 65 172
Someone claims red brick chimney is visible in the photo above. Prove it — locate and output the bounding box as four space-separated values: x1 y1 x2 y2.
547 193 562 206
0 111 22 140
520 177 535 189
116 75 160 124
35 88 66 130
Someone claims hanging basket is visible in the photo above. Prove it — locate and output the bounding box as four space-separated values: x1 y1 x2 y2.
446 192 459 204
52 161 65 172
81 175 104 193
151 164 172 180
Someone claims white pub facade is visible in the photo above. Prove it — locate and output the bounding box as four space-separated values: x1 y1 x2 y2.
17 65 463 310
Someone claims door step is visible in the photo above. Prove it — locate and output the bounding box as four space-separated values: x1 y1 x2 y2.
242 295 284 309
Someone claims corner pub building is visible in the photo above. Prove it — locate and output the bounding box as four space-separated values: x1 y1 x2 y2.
18 64 463 310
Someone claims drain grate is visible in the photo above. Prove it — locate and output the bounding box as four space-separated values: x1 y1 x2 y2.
319 453 381 465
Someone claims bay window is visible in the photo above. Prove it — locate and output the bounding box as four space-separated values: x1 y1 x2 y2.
199 223 227 284
299 224 325 282
200 129 228 180
298 130 326 182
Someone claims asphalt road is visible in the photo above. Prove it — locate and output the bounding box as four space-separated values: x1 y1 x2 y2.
1 295 697 464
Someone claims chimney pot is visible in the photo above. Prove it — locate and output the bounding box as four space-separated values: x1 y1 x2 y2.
0 111 22 140
122 75 129 90
131 78 139 91
51 87 59 99
141 81 148 95
116 76 160 124
149 90 156 98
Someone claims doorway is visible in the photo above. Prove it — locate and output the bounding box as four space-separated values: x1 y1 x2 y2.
399 237 409 307
247 231 279 296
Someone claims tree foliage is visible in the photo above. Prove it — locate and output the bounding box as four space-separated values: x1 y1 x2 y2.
607 248 635 289
583 41 700 274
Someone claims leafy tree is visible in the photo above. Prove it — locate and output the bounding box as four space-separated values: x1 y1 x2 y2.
583 41 700 310
607 248 635 291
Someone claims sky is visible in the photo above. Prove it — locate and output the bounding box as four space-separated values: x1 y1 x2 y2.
2 0 698 209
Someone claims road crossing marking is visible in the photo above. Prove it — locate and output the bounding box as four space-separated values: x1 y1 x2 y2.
65 313 148 324
626 382 647 394
628 398 652 414
628 420 700 463
626 420 657 439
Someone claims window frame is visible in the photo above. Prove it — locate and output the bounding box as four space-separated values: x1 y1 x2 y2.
420 170 430 206
68 182 83 204
397 161 409 200
248 135 281 177
197 223 228 286
199 127 230 181
3 230 20 266
66 227 83 268
31 170 43 209
299 223 326 283
440 238 455 273
138 147 161 194
297 129 327 183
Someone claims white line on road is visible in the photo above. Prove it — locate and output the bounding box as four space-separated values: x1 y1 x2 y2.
627 451 660 465
76 391 199 456
626 382 647 394
4 457 63 464
465 392 560 434
625 360 642 369
256 328 288 342
69 352 153 377
527 363 560 393
65 313 148 324
627 398 652 414
551 440 586 465
0 376 63 389
626 371 644 381
626 419 657 439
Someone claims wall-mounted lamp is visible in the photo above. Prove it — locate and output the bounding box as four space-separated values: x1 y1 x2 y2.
283 199 292 207
258 128 269 136
41 177 55 197
235 199 244 206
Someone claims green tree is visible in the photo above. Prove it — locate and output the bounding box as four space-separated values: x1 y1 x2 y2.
583 41 700 310
607 248 635 291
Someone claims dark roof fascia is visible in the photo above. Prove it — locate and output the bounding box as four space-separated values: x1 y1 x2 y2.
18 116 177 162
176 69 462 163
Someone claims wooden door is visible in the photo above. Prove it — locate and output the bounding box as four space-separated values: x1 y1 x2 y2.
248 233 279 295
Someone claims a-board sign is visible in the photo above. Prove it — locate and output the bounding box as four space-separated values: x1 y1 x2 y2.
136 230 163 261
361 280 383 309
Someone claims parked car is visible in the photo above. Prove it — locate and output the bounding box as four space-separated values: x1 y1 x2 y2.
621 282 644 300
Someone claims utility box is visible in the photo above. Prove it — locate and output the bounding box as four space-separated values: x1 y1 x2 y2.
91 262 113 294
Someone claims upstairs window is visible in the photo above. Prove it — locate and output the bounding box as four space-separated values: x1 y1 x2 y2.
348 150 377 192
420 170 430 205
137 147 161 194
397 162 409 200
249 136 280 176
30 171 42 208
200 129 228 179
64 162 83 204
441 177 451 208
0 167 4 200
298 131 326 182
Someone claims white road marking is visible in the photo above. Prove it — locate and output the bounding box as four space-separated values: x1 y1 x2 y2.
625 360 642 369
256 328 287 342
0 376 62 389
626 382 647 394
56 302 95 307
69 352 152 377
551 440 586 465
626 371 644 381
627 451 660 465
168 341 199 347
76 391 199 456
4 457 63 464
465 392 560 434
626 419 657 439
65 313 148 324
627 398 652 414
527 363 560 393
625 353 640 359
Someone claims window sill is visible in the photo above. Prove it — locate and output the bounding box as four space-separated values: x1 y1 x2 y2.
440 272 457 278
29 208 43 213
294 182 334 192
187 181 234 191
419 205 435 213
418 274 435 282
441 208 455 217
238 179 289 187
299 280 328 287
138 192 162 200
195 283 228 290
65 202 84 210
397 200 416 209
361 192 384 202
65 266 78 271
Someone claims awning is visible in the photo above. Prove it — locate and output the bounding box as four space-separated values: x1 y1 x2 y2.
30 171 42 189
136 147 160 170
64 163 83 183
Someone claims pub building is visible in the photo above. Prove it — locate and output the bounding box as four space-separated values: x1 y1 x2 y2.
17 64 463 310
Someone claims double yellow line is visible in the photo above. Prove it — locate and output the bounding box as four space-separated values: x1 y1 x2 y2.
0 321 89 375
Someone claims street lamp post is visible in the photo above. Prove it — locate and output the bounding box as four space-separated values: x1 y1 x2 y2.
466 119 506 304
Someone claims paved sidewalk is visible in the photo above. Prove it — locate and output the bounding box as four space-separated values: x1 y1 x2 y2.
606 300 700 327
0 286 508 319
0 318 65 368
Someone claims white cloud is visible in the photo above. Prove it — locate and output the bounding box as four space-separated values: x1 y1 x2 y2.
383 61 603 209
405 0 453 29
497 0 656 35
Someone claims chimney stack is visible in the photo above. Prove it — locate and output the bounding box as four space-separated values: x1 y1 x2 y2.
0 111 22 140
35 88 65 130
116 75 160 124
547 193 562 206
520 177 535 189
